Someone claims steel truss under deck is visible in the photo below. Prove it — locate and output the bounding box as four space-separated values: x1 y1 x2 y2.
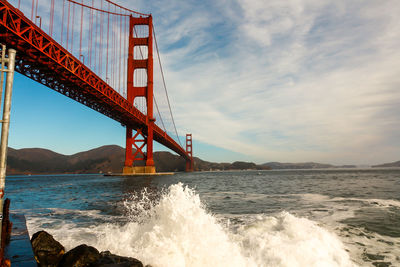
0 0 189 161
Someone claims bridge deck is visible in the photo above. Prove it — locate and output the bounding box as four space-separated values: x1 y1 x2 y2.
0 0 189 161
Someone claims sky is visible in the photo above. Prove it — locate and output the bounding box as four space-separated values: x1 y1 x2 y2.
6 0 400 165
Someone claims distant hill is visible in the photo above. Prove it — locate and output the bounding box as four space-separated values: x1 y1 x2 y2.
7 145 125 175
372 161 400 168
261 162 356 169
193 158 269 171
8 145 367 174
6 146 270 175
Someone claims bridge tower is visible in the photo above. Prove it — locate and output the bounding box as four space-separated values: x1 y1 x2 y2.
123 15 156 174
186 134 194 171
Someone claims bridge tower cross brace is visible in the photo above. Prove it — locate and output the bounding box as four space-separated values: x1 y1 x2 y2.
123 15 156 174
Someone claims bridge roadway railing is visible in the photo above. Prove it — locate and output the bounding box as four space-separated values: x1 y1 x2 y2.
0 0 189 160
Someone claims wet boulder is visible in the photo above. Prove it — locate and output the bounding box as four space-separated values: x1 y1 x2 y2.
31 230 65 267
92 251 144 267
59 244 100 267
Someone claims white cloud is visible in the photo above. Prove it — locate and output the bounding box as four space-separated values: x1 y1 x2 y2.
13 0 400 164
150 0 400 164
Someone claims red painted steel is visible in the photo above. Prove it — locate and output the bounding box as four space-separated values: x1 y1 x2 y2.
125 128 146 166
125 15 155 168
105 0 149 16
0 0 190 161
67 0 129 16
186 134 194 171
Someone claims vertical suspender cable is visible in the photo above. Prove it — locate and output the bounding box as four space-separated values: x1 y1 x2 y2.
115 12 117 89
89 0 94 68
113 7 116 89
153 25 182 146
123 14 127 97
71 3 75 53
154 96 167 133
119 9 122 93
114 7 117 90
99 1 104 78
106 3 110 84
94 9 98 74
49 0 52 34
52 0 55 35
79 0 83 58
105 0 149 16
49 0 54 36
115 9 118 92
66 0 70 51
34 0 38 24
116 9 119 92
110 12 113 88
61 0 65 45
97 11 100 74
31 0 34 21
111 12 114 89
116 12 118 91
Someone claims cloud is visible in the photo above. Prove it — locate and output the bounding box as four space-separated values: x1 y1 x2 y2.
12 0 400 164
146 0 400 164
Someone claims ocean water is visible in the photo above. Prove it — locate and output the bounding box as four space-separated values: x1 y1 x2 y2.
4 169 400 267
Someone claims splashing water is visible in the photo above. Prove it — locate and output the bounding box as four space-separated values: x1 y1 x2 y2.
234 213 356 267
29 183 357 267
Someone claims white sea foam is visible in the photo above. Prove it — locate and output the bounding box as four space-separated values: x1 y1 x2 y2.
338 225 400 267
294 193 400 266
298 193 400 209
345 198 400 208
235 212 356 267
296 193 400 224
26 183 358 267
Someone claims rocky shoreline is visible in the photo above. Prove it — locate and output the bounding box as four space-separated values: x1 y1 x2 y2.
31 231 146 267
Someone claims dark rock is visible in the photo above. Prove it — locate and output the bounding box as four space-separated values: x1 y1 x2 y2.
364 253 385 261
59 244 100 267
31 230 65 267
91 251 143 267
372 262 391 267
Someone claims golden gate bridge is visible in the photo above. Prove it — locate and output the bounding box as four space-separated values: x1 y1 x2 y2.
0 0 194 173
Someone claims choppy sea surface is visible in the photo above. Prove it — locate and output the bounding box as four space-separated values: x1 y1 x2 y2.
5 168 400 267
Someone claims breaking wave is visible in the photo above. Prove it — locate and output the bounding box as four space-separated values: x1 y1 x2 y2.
28 183 356 267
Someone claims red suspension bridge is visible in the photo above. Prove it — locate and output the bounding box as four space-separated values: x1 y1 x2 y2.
0 0 194 173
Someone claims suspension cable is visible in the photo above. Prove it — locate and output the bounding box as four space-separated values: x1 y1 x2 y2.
67 0 130 16
153 24 182 147
154 97 167 133
105 0 150 16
